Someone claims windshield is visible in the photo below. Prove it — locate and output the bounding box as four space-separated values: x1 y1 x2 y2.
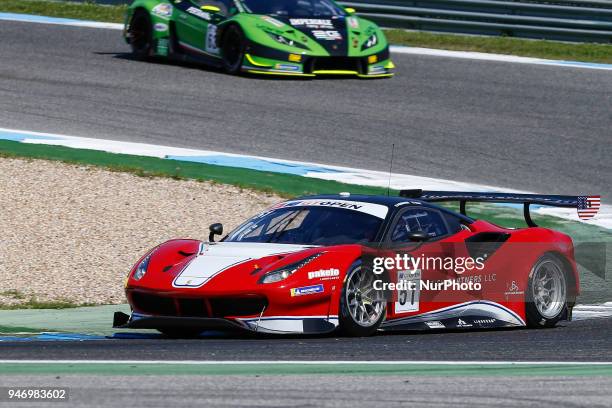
225 206 383 245
239 0 346 17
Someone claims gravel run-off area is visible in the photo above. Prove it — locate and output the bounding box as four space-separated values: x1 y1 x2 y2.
0 157 281 306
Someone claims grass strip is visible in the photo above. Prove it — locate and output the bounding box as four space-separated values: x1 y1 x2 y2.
0 326 45 334
1 362 612 376
0 0 611 63
0 0 127 23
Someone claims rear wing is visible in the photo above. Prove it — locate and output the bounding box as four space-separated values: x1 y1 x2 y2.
399 189 601 227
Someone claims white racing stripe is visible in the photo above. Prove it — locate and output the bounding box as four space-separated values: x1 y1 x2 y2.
172 242 312 288
0 12 123 30
390 45 612 71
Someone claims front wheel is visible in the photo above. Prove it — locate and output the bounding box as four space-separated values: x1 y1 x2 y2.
525 255 568 328
221 25 245 74
339 262 386 336
129 10 153 60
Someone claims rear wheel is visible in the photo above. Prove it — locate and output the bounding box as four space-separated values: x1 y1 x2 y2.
221 25 245 74
339 262 386 336
525 255 568 328
129 10 153 60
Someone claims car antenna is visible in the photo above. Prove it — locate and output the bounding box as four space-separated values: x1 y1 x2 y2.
386 143 395 196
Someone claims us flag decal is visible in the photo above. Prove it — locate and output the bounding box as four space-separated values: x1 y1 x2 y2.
577 195 601 219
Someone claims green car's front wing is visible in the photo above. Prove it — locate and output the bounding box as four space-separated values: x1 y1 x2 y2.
240 42 394 78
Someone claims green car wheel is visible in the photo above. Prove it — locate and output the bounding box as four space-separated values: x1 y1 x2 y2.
222 25 246 74
128 9 153 60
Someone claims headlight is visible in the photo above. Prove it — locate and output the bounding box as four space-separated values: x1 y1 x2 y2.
362 34 378 50
132 254 152 281
267 32 308 50
259 253 322 284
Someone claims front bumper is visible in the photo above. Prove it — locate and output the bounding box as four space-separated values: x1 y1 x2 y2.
117 288 339 334
241 45 394 78
114 311 339 334
113 311 247 331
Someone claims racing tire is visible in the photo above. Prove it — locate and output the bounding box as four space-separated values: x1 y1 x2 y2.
525 254 568 328
221 25 245 74
129 10 153 60
339 262 386 336
158 328 203 338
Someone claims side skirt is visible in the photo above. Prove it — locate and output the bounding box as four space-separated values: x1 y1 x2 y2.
381 300 526 331
167 39 224 69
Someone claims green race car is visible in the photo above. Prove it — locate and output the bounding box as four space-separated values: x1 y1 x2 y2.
123 0 394 78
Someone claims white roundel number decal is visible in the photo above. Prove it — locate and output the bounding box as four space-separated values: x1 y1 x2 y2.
206 24 219 54
395 269 421 313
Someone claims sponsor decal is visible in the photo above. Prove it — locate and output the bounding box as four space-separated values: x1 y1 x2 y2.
504 280 524 297
308 268 340 280
473 318 496 324
156 38 169 56
312 30 342 41
290 284 324 297
457 318 473 328
425 321 445 329
277 199 388 219
275 64 300 71
369 65 385 73
262 15 285 27
290 19 333 28
347 17 359 29
186 6 210 20
152 3 173 17
154 23 168 32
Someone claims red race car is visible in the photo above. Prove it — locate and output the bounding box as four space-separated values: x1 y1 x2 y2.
113 191 598 337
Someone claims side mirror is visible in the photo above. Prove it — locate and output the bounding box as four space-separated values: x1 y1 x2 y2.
209 223 223 242
201 5 221 13
406 231 429 242
345 7 356 14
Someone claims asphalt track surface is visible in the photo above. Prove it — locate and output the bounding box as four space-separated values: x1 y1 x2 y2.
1 374 611 407
1 317 611 361
0 21 611 201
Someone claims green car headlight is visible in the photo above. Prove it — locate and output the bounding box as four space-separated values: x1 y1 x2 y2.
362 34 378 50
267 32 309 50
259 253 322 284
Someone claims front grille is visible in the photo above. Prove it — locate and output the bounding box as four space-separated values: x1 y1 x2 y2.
132 292 175 316
308 57 364 73
179 298 207 317
209 297 267 318
131 292 267 318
